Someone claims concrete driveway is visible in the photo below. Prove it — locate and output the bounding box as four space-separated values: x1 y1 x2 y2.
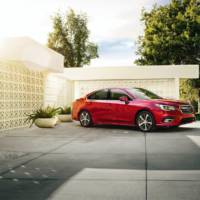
0 122 200 200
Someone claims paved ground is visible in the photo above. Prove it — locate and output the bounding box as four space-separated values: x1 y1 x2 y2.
0 122 200 200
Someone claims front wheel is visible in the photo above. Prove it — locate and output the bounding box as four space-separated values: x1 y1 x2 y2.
136 111 155 132
79 110 92 127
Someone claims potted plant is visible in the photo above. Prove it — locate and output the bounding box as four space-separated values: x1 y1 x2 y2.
57 106 72 122
26 106 60 128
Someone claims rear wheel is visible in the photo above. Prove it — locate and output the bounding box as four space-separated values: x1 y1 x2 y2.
79 110 92 127
136 111 155 132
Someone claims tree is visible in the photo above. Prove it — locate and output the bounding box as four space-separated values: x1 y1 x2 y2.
135 0 200 111
135 0 200 65
48 9 98 67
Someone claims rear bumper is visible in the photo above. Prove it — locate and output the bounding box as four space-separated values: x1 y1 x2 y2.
72 109 79 121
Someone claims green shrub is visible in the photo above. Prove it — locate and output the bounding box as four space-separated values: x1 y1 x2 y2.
180 79 199 113
196 113 200 121
26 106 60 127
58 106 71 114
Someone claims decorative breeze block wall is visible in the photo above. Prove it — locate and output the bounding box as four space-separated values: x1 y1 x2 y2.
0 61 45 131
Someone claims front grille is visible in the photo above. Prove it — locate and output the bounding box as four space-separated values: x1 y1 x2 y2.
180 105 193 114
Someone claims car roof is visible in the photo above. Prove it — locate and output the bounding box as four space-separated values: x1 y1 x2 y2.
93 87 136 90
86 87 139 98
91 87 140 91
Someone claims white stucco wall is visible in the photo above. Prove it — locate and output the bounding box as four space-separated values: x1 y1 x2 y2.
64 65 199 80
43 73 74 107
64 65 199 100
74 79 177 99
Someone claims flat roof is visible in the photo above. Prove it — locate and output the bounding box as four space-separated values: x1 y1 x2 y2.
0 37 64 72
63 65 199 80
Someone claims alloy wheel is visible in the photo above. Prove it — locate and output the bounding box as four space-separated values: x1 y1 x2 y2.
136 111 154 132
79 111 91 127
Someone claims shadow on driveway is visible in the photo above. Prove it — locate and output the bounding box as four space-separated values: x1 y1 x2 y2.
0 123 199 200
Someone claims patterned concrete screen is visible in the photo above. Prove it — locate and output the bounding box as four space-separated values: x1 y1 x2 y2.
0 60 45 131
0 37 66 132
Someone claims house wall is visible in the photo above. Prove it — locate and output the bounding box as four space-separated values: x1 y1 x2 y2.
0 62 72 132
64 65 199 100
0 60 199 132
0 37 67 131
74 79 177 99
43 73 74 107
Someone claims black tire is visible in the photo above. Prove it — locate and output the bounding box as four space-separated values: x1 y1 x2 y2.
136 111 155 132
79 110 92 127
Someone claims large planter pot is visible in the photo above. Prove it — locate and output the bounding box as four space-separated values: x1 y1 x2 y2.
55 116 61 125
58 114 72 122
34 117 57 128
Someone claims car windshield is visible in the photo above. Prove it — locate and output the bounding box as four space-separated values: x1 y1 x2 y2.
127 88 162 100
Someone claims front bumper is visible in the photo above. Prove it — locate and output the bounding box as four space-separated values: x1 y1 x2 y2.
154 109 196 127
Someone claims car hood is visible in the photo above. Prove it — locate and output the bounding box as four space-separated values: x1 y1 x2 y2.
150 98 189 106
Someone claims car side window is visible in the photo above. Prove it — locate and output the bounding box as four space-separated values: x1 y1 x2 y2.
87 89 108 100
110 89 131 100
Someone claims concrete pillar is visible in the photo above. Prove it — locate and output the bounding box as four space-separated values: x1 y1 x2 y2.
175 78 180 100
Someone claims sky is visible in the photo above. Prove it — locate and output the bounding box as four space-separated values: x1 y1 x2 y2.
0 0 169 66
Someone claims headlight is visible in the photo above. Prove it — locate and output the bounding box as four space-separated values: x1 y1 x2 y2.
155 104 176 111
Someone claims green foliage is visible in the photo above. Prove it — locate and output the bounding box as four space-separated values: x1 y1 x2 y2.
26 106 60 127
196 113 200 120
135 0 200 108
180 79 199 112
48 9 98 67
58 106 71 114
135 0 200 65
180 79 199 101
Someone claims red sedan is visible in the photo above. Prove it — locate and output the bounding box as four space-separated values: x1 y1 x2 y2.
72 88 195 132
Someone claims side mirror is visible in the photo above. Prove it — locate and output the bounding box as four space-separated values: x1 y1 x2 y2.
119 96 129 104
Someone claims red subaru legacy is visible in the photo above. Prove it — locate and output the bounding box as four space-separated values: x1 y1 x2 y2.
72 88 195 132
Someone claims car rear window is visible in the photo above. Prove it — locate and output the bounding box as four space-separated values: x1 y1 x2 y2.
87 89 108 100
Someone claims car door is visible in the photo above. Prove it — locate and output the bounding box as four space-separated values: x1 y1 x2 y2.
86 89 112 123
109 89 134 124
